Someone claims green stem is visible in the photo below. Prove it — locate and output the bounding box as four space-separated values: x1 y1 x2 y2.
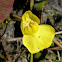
30 53 33 62
56 35 62 39
61 51 62 62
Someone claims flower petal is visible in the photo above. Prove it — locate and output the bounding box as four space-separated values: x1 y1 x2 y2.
22 10 40 24
23 24 55 54
21 10 40 35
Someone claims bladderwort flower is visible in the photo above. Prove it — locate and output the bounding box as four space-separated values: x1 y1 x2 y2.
21 10 55 54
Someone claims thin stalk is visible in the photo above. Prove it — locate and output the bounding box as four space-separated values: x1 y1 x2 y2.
61 51 62 62
53 37 62 48
55 31 62 35
11 13 22 20
57 51 60 61
30 0 34 10
30 53 33 62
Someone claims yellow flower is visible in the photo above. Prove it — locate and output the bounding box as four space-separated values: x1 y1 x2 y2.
21 10 55 54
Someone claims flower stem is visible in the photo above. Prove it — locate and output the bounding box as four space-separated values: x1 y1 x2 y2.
30 53 33 62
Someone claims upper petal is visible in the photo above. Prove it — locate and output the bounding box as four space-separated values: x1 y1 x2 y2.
21 10 40 35
22 10 40 24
